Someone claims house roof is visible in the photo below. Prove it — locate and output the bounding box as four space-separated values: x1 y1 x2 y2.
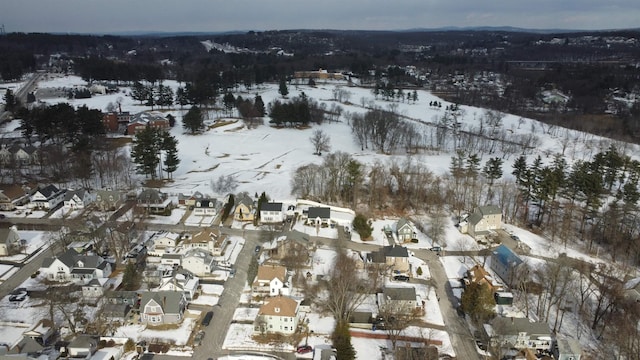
490 317 550 337
382 245 409 258
396 218 413 231
0 227 20 244
237 195 254 207
0 184 27 200
189 228 218 243
258 296 298 317
184 248 215 265
138 188 165 203
469 205 501 225
492 244 523 267
308 206 330 219
130 111 168 125
256 264 287 282
383 287 417 301
556 337 581 355
9 336 43 354
194 199 216 208
102 303 131 318
63 189 87 202
68 335 98 350
36 184 61 199
261 202 283 212
140 291 184 314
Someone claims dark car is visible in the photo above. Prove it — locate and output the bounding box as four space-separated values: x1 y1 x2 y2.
429 246 442 252
0 214 6 219
296 345 313 354
254 245 261 253
393 275 410 282
201 311 213 326
193 330 205 346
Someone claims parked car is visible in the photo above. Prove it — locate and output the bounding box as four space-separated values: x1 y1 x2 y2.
393 275 410 282
0 214 6 219
429 246 442 252
229 268 236 278
510 234 520 241
254 245 261 253
193 331 205 346
296 345 313 354
9 288 27 302
201 311 213 326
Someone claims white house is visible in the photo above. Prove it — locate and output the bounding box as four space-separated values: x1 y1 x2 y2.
153 231 181 248
181 248 217 277
193 199 218 216
156 269 200 301
0 226 21 256
254 296 299 335
253 264 290 297
63 189 95 209
485 317 552 352
260 202 284 223
29 184 65 210
81 278 108 302
40 248 112 284
182 228 226 256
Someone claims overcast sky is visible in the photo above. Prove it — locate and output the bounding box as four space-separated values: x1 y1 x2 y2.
2 0 639 34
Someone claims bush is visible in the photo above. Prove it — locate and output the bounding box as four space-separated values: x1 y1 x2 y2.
417 267 423 276
352 214 373 239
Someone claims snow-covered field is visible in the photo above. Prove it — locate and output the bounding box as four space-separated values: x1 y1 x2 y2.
3 73 638 358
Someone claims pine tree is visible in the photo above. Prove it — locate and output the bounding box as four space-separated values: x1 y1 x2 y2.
131 127 161 179
254 94 265 116
223 92 235 115
460 282 495 325
332 321 356 360
162 132 180 179
182 106 204 134
175 86 189 108
483 157 503 201
278 78 289 98
131 81 147 103
3 89 18 111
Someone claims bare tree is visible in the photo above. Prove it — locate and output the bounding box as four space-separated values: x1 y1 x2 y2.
378 300 421 349
310 129 331 156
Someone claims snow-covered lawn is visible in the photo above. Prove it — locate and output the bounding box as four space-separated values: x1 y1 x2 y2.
114 313 199 346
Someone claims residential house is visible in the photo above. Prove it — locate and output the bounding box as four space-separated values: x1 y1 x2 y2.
485 317 552 351
160 252 182 267
29 184 65 210
464 264 504 293
253 264 290 297
40 248 112 283
234 194 255 222
553 337 582 360
181 248 217 277
367 245 410 274
67 335 98 357
269 230 310 261
0 184 30 210
254 296 299 335
396 218 417 243
95 189 125 211
126 111 170 135
178 191 204 207
182 227 226 256
156 269 199 301
490 244 524 287
293 69 345 80
102 111 131 133
8 336 43 356
22 319 54 346
63 189 95 209
306 206 331 226
152 231 181 249
102 303 131 323
139 291 186 325
137 188 172 215
82 278 108 303
193 198 218 216
0 226 21 256
378 286 421 315
104 290 139 307
466 205 502 239
6 145 39 166
260 202 284 223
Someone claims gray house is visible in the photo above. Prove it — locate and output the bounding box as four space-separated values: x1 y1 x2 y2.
553 337 582 360
139 291 186 325
396 218 417 243
484 317 552 351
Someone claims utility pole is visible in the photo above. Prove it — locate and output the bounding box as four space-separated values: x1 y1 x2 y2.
0 24 6 36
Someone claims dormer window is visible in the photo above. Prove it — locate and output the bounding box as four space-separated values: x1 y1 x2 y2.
196 201 201 207
274 307 280 313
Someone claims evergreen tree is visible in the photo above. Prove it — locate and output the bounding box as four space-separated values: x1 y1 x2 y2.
131 127 161 179
131 81 147 103
254 94 265 116
483 157 503 201
411 90 418 103
332 321 356 360
223 92 236 115
460 282 496 325
162 132 180 179
182 106 204 134
3 89 18 112
175 86 189 108
121 262 139 290
278 78 289 98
